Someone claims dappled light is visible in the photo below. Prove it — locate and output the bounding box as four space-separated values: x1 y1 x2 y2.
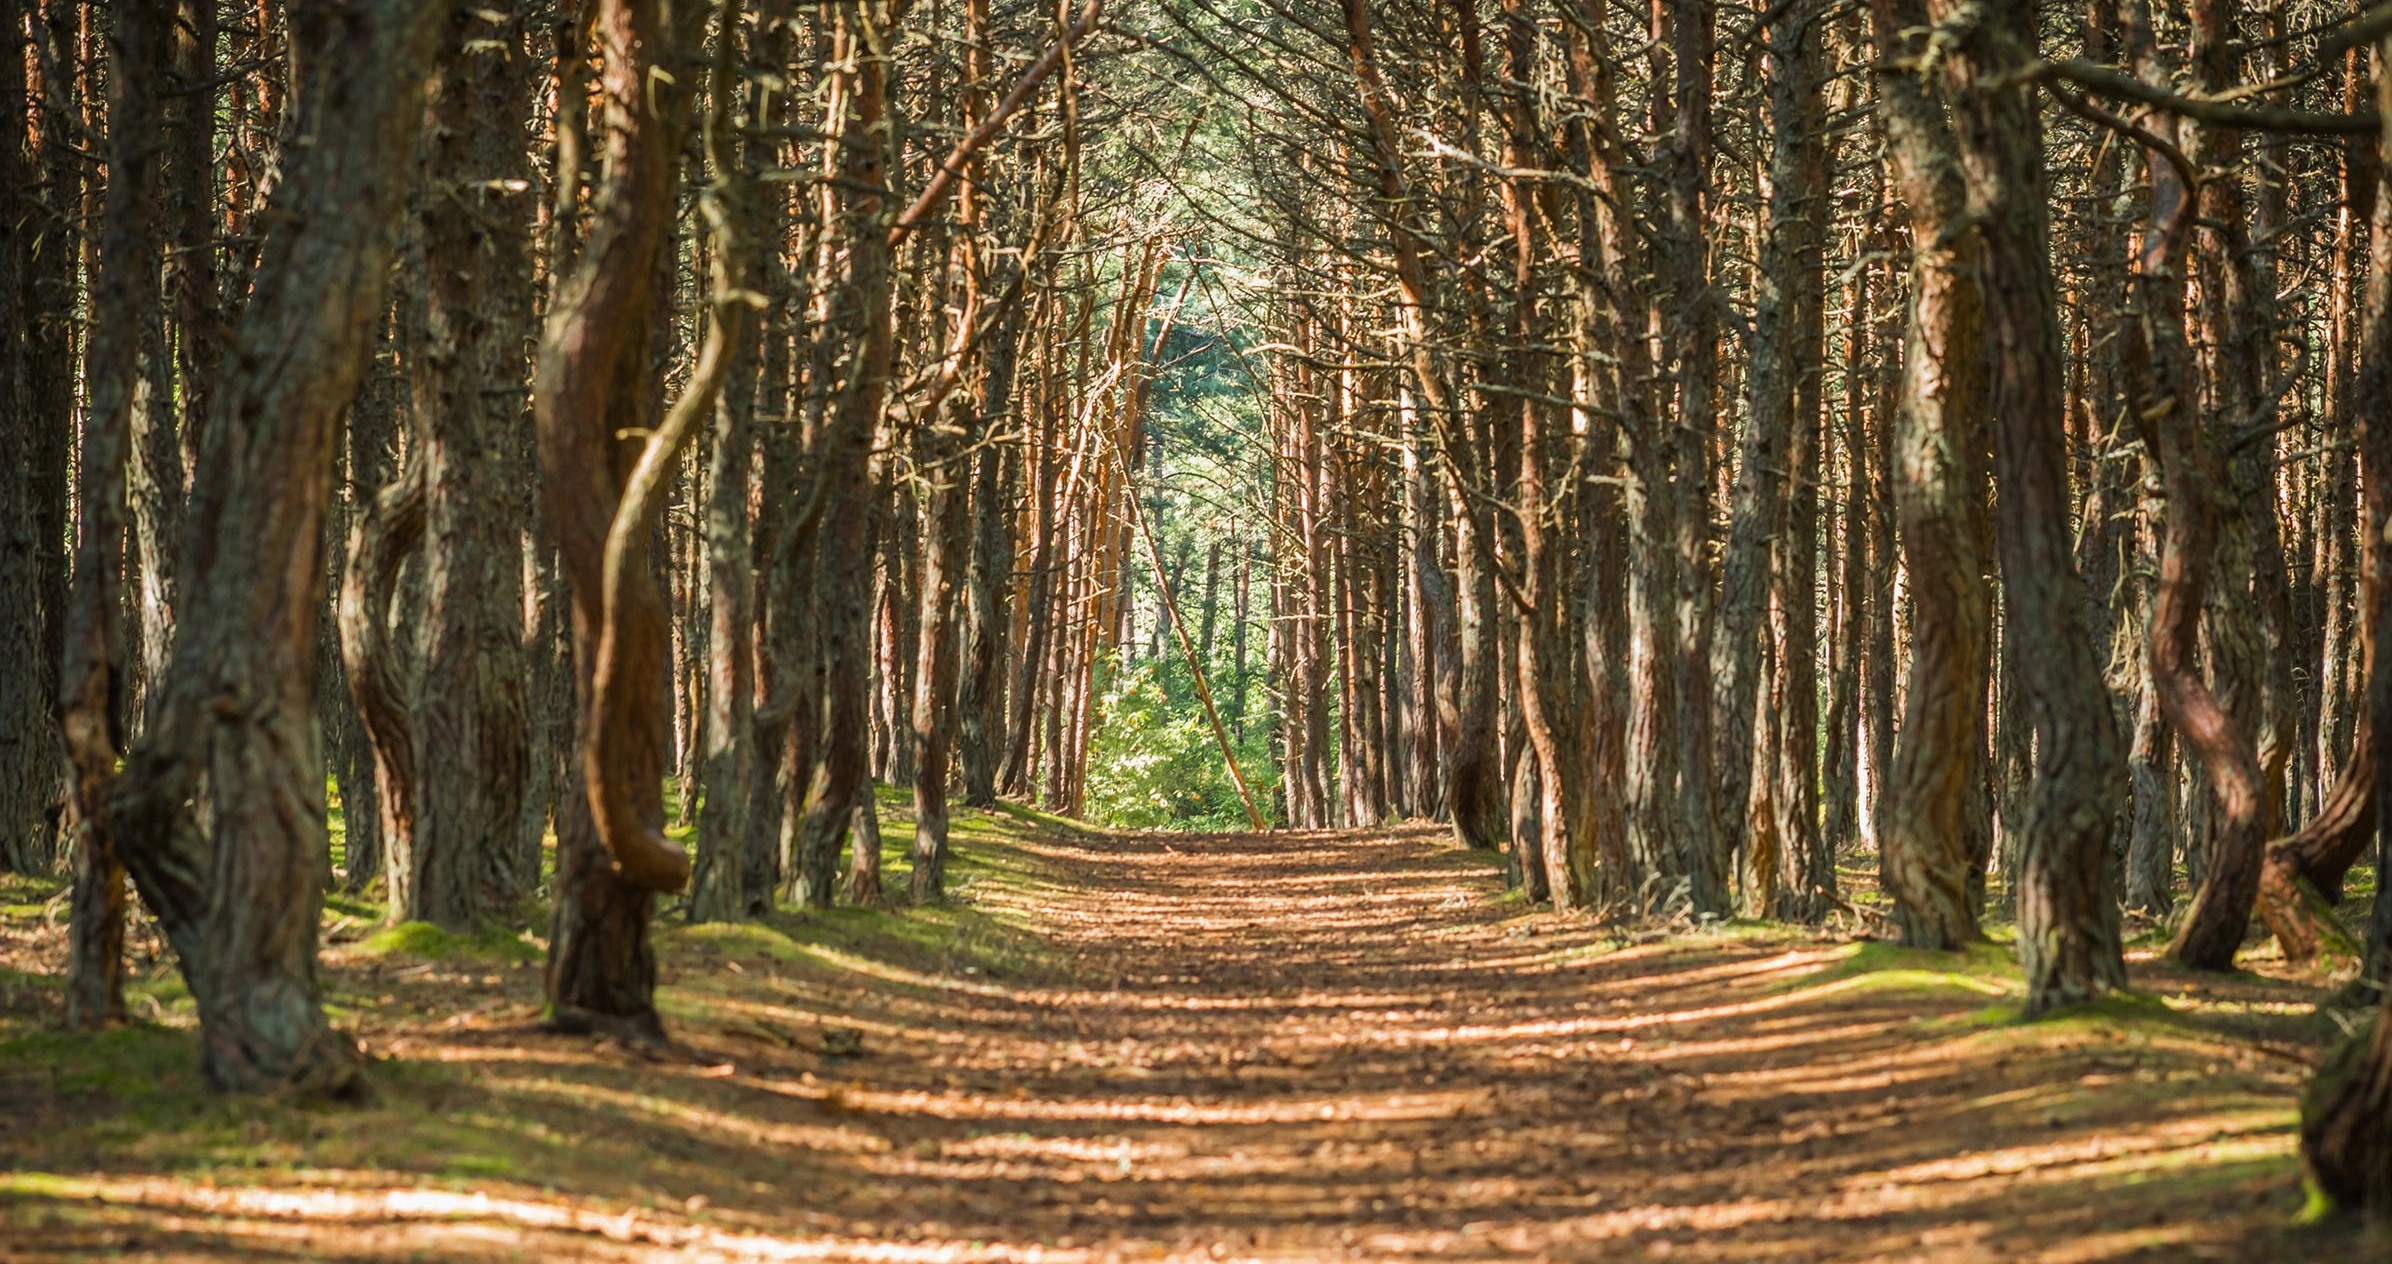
3 816 2372 1260
8 0 2392 1254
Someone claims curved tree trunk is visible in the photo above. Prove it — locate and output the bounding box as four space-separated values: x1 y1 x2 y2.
2120 4 2266 974
339 456 427 920
2258 719 2372 964
533 0 703 1037
102 0 446 1095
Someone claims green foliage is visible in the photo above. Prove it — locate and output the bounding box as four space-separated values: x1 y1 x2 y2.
1083 656 1274 831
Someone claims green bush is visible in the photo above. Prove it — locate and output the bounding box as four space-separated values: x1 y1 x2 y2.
1083 656 1273 831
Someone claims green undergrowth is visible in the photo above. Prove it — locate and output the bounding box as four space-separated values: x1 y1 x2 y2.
1772 936 2345 1060
662 797 1071 997
0 1017 598 1192
0 787 1094 1204
0 870 66 920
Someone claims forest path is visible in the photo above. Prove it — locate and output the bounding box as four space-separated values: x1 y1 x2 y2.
0 817 2350 1261
660 821 2328 1263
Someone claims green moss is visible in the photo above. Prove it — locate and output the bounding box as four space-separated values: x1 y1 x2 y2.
1812 939 2022 993
0 871 67 921
0 1023 203 1104
357 921 541 964
2296 1177 2341 1225
323 890 382 923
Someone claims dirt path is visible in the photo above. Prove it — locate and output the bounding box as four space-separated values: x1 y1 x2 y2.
0 819 2371 1261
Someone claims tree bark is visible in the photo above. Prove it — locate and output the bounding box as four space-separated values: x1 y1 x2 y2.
794 0 898 907
339 454 427 920
533 0 704 1037
102 0 446 1094
2300 42 2392 1204
407 0 537 928
61 0 172 1027
1870 0 1991 950
1937 0 2128 1013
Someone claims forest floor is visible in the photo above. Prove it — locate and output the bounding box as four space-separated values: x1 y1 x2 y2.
0 800 2383 1262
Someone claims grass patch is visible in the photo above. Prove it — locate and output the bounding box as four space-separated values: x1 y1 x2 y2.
356 921 541 965
0 871 66 921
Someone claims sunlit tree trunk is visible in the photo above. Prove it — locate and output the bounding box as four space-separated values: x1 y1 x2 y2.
1869 0 1990 950
1935 0 2126 1013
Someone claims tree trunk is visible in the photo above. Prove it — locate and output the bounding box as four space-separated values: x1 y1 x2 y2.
1870 0 1991 950
1937 0 2127 1012
957 309 1024 809
912 407 968 902
1666 0 1723 913
61 0 172 1026
0 0 56 877
340 454 426 920
533 0 704 1038
2301 48 2392 1204
795 0 898 907
408 0 536 929
101 0 446 1094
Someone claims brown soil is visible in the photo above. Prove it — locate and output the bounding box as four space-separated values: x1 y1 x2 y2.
1 822 2380 1262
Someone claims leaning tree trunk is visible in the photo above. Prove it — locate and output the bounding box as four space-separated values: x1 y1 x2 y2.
101 0 446 1095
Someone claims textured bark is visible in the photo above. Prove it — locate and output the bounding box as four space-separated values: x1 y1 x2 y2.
1560 0 1636 903
1 0 66 878
2124 645 2178 916
333 363 403 892
2258 717 2372 964
794 0 898 908
1822 207 1874 862
1493 0 1586 905
912 405 968 903
1937 0 2127 1013
1763 0 1830 921
407 0 536 927
60 0 171 1026
1339 0 1500 852
339 455 427 919
1665 0 1723 913
690 0 786 923
691 323 759 924
2301 59 2392 1198
957 310 1024 809
2121 2 2264 974
1870 0 1990 950
534 0 703 1036
101 0 445 1094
